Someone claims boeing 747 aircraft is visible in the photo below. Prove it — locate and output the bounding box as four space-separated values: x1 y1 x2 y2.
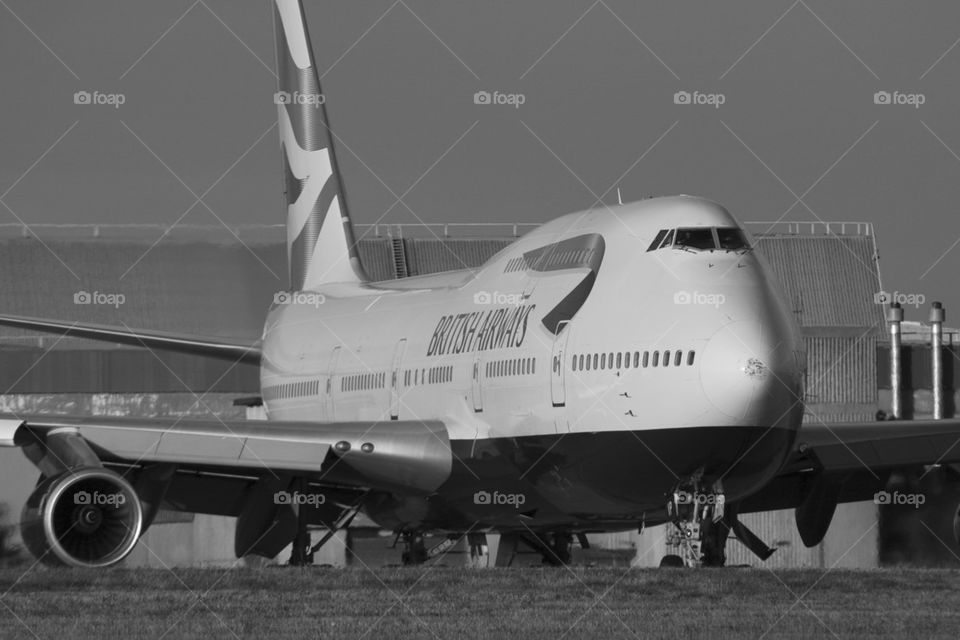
3 0 960 569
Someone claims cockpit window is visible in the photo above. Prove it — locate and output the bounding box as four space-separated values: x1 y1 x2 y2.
716 227 749 250
647 226 752 253
659 229 675 249
647 229 667 252
674 228 716 250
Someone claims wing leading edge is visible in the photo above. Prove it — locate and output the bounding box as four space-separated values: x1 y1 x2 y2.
0 413 452 495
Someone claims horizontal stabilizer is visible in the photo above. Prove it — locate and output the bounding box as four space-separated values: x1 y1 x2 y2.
0 314 261 364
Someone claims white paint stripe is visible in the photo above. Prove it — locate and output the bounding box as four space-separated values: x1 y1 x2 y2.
279 107 334 237
275 0 312 69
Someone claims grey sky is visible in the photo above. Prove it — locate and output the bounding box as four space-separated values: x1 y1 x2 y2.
2 1 960 319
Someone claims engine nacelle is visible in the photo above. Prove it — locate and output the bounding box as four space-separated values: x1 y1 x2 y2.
21 467 143 567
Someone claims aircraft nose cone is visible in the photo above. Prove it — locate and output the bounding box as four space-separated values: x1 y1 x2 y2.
699 320 797 422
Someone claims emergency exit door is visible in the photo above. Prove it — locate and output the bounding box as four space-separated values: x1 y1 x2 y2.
390 339 407 420
551 321 570 407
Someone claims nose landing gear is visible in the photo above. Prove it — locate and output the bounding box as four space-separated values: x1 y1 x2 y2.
663 476 728 568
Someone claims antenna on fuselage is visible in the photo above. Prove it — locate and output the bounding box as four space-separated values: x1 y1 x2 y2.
616 187 623 205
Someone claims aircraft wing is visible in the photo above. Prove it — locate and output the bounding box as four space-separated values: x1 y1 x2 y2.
738 418 960 547
0 314 261 363
0 412 451 496
1 412 451 566
792 419 960 472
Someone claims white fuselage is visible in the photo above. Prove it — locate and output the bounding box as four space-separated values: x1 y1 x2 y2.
260 197 804 466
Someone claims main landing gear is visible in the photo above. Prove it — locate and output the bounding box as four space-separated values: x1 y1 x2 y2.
662 475 729 568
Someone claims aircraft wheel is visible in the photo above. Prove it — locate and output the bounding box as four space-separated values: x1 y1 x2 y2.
659 554 684 568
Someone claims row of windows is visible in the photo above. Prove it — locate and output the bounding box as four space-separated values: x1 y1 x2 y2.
403 365 453 387
342 372 386 392
267 365 456 401
572 349 696 372
263 379 320 401
485 357 536 378
503 248 598 273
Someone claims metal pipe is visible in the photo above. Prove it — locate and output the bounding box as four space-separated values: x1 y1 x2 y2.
930 301 945 420
888 302 904 419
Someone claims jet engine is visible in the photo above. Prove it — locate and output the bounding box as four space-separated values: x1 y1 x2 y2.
20 467 143 567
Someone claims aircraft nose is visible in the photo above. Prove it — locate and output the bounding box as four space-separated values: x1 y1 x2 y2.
699 320 799 423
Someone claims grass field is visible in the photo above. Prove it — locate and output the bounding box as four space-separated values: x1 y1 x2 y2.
2 567 960 639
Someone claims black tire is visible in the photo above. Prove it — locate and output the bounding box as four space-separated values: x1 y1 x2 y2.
659 554 684 568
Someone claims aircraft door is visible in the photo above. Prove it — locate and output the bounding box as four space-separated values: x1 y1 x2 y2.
551 320 571 407
325 346 340 421
471 351 483 412
390 339 407 420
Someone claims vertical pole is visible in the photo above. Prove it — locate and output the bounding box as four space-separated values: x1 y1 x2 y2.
888 302 904 419
930 301 945 420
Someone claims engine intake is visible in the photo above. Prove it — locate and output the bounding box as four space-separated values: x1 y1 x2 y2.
21 467 143 567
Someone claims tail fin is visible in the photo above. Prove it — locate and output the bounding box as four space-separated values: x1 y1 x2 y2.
274 0 367 289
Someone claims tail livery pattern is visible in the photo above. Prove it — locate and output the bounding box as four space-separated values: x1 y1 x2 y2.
274 0 367 290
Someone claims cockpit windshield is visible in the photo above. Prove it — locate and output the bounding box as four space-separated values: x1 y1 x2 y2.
716 227 749 250
646 226 751 252
675 228 716 250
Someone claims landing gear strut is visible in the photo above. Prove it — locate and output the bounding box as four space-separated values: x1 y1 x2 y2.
664 474 727 567
400 533 429 566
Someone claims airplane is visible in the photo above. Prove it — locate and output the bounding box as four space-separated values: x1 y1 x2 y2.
3 0 960 569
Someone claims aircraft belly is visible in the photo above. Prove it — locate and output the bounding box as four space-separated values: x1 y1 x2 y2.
414 424 796 531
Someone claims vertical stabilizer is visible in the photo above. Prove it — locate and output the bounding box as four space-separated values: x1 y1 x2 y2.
274 0 367 289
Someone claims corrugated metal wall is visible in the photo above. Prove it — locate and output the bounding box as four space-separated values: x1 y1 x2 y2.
357 239 397 281
805 336 879 404
405 238 510 275
0 240 284 341
0 349 259 393
877 344 958 391
754 235 884 328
